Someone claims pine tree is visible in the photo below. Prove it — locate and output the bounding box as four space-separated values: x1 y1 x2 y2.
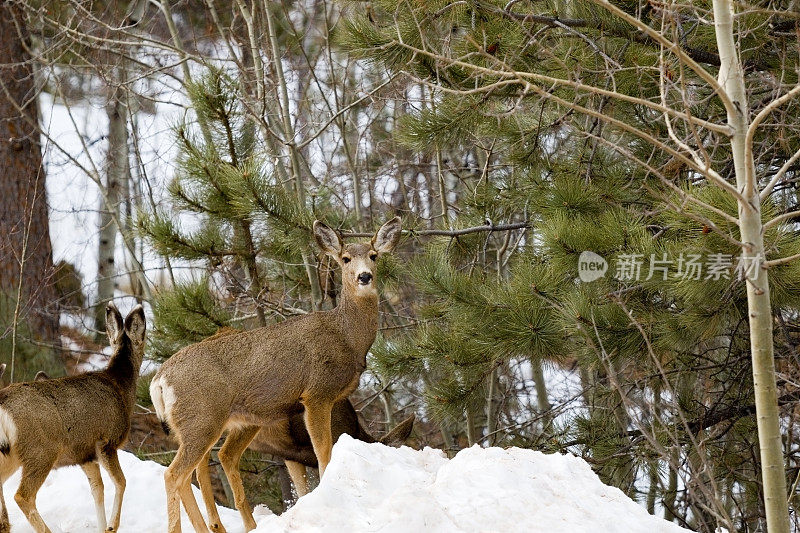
139 68 336 361
138 67 362 511
341 1 800 529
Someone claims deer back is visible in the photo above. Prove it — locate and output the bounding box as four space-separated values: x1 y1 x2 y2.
154 310 374 425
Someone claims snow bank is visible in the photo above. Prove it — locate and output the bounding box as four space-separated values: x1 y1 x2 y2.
1 451 245 533
1 436 689 533
256 435 689 533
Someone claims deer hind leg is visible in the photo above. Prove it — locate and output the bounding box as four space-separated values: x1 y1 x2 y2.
97 448 125 532
0 457 19 533
0 468 13 533
218 426 259 532
303 401 334 478
81 461 108 532
284 460 309 497
178 476 212 533
0 483 7 533
0 486 7 533
14 459 55 533
165 429 220 533
196 449 227 533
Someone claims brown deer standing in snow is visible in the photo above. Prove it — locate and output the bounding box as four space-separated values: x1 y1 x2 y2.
150 217 402 533
195 394 415 533
0 303 145 533
182 327 415 532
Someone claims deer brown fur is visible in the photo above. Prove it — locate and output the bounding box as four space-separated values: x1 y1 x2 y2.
195 394 415 532
168 326 413 532
0 304 145 533
150 217 401 533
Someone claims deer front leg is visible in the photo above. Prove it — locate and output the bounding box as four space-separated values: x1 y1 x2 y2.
80 461 107 532
218 426 259 532
303 401 333 478
97 449 125 532
284 460 309 497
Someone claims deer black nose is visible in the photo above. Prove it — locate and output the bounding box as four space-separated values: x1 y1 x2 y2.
357 272 373 285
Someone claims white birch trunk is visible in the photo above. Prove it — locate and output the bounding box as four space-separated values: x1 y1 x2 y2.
95 83 129 333
712 1 789 530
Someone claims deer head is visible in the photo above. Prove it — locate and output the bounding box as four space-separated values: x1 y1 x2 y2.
313 216 402 298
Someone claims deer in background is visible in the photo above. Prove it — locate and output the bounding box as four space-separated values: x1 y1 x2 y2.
0 303 145 533
150 217 402 533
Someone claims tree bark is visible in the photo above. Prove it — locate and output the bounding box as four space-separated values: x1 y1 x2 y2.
532 360 552 430
95 79 129 335
712 1 789 530
0 3 62 376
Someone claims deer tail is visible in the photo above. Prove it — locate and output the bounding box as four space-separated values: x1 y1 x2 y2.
0 407 17 456
149 375 174 436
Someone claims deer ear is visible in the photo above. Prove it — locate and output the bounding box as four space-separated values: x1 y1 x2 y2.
106 303 124 345
124 305 147 346
313 221 343 257
379 413 415 446
372 216 402 254
0 363 6 382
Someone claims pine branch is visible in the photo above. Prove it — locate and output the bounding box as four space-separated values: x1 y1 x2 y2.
478 1 783 70
560 389 800 449
343 221 529 239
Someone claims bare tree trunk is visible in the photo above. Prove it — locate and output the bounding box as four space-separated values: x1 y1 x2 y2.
485 368 498 445
531 360 552 430
646 461 659 515
664 450 679 522
95 79 129 335
0 3 63 377
465 404 479 446
712 1 789 530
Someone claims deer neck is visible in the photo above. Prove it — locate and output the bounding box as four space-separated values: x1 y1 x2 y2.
334 287 379 357
104 335 141 401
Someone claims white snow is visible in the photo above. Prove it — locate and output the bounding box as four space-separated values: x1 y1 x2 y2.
1 435 690 533
1 451 245 533
256 435 690 533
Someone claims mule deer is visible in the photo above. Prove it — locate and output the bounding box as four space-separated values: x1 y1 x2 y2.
0 303 145 533
150 217 401 532
195 396 415 532
186 328 415 528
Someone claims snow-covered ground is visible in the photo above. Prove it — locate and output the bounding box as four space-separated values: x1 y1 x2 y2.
2 435 689 533
1 450 243 532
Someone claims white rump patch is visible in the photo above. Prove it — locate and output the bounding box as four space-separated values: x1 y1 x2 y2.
0 407 18 450
149 376 176 426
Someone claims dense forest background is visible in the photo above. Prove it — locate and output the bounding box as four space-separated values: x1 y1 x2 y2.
1 0 800 531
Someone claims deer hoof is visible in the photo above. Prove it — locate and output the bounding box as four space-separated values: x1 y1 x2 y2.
210 524 227 533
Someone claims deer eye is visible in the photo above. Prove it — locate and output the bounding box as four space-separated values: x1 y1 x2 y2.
342 256 351 264
369 253 378 261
